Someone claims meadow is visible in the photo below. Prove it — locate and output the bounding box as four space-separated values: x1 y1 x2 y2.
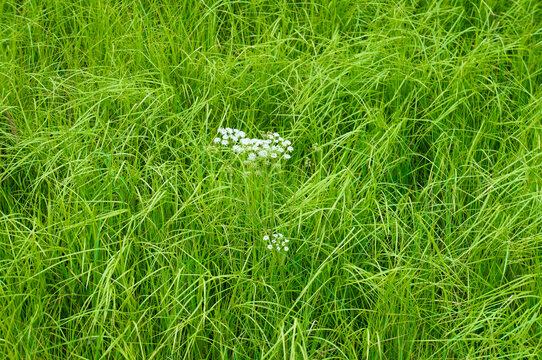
0 0 541 359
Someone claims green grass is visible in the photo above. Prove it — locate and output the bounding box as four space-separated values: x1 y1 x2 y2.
1 0 541 358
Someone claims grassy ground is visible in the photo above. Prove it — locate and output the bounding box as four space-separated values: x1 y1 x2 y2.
1 0 541 359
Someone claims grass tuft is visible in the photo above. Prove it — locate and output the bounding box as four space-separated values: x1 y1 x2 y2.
1 0 541 359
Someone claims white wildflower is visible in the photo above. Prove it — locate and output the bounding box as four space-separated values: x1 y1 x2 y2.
214 128 293 164
264 233 291 253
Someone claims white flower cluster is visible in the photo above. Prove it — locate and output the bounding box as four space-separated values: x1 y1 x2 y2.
213 128 293 161
263 233 289 252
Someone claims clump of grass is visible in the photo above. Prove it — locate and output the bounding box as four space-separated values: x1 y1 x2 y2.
0 0 541 359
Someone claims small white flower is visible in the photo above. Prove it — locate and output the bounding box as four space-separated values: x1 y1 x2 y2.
278 233 283 238
263 235 269 241
272 239 276 244
276 247 281 251
283 246 289 251
284 239 289 243
214 128 293 165
273 234 278 238
267 244 273 250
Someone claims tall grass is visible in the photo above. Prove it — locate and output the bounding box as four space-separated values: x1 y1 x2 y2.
1 0 541 358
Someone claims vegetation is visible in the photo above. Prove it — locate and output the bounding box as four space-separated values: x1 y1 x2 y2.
1 0 541 358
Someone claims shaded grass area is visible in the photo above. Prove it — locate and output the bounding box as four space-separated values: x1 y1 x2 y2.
1 0 541 358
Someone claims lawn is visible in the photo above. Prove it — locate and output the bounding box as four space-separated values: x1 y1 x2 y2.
0 0 541 359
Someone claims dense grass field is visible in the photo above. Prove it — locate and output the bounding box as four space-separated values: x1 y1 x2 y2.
1 0 541 359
